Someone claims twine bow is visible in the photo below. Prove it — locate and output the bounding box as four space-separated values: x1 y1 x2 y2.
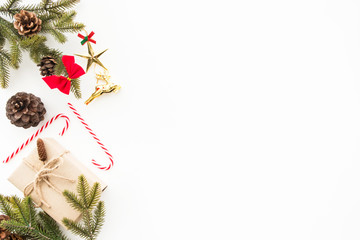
23 151 75 208
78 31 96 45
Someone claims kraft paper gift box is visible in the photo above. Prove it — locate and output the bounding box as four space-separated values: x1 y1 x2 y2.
8 138 107 226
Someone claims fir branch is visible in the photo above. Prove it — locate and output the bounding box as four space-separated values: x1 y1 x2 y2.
71 78 82 99
24 197 36 227
54 22 85 32
62 175 106 240
92 201 105 237
0 52 10 88
29 43 50 62
1 219 33 236
38 12 59 24
0 0 21 17
42 21 85 34
43 0 80 12
4 0 21 10
0 34 5 48
0 195 68 240
38 212 70 240
10 40 21 68
4 0 80 15
88 182 101 209
55 56 66 75
0 17 19 41
48 28 67 43
8 196 29 225
41 0 52 8
63 191 83 212
57 10 77 24
78 175 90 207
62 218 89 238
19 35 47 49
0 195 16 221
82 209 94 239
0 0 85 95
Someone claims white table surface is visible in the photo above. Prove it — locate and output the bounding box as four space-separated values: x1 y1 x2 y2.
1 0 360 239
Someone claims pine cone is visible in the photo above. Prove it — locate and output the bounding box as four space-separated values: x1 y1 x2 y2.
0 215 23 240
37 138 47 162
5 92 46 129
37 56 57 76
13 10 42 37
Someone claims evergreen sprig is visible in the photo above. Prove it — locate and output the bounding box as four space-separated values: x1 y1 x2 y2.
0 176 106 239
0 195 69 240
62 175 106 240
0 0 85 98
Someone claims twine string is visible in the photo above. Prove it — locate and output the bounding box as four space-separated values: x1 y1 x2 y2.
23 151 75 208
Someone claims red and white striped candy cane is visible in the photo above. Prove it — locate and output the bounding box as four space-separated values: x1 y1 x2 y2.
67 102 114 171
3 113 70 164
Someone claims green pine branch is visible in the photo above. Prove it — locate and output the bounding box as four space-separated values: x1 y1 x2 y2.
0 0 85 98
0 0 80 16
63 175 106 240
71 78 82 98
10 40 21 68
0 50 11 88
0 195 69 240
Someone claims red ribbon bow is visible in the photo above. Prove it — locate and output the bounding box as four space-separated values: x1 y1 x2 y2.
42 56 85 95
78 31 96 45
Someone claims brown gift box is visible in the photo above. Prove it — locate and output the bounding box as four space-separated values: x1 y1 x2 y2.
8 138 107 227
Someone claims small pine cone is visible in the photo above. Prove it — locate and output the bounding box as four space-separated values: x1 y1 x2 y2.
37 138 47 162
37 56 57 76
0 215 10 240
5 92 46 129
13 10 42 37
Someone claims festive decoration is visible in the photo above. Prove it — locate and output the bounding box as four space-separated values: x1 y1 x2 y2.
38 56 57 77
0 0 84 97
13 10 42 37
37 138 47 162
85 71 121 105
0 175 106 240
68 103 114 170
3 113 70 164
78 31 96 45
75 42 108 72
63 175 106 240
0 215 23 240
76 30 121 104
5 92 46 129
0 195 69 240
0 2 112 240
8 138 107 226
42 55 85 95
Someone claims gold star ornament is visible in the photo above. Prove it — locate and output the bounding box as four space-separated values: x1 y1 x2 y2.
75 42 108 72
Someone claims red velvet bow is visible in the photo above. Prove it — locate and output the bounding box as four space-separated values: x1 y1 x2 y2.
42 56 85 95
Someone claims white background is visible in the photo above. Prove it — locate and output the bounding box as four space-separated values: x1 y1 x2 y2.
1 0 360 239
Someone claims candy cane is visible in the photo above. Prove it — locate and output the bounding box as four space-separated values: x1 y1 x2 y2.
67 102 114 171
3 114 70 164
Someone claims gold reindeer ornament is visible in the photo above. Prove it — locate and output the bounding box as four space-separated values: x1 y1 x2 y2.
85 72 121 105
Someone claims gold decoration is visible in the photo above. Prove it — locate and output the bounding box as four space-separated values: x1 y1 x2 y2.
75 42 108 72
85 70 121 105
